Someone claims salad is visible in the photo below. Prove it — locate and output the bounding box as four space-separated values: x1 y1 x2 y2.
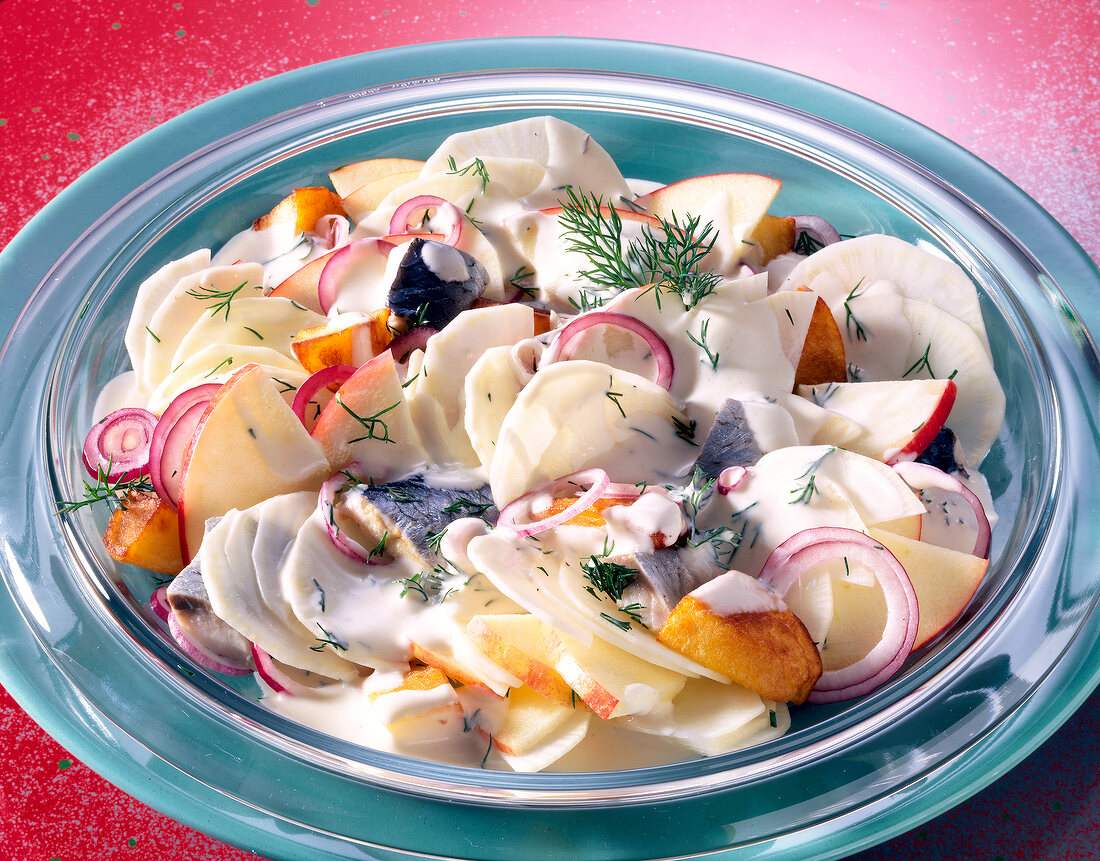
69 116 1005 772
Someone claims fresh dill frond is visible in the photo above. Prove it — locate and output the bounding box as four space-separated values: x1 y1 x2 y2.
55 465 155 515
446 155 490 193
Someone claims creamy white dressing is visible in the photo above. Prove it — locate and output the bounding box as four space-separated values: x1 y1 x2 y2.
99 116 1006 773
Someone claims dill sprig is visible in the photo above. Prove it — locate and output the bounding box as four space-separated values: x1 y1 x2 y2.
334 396 398 444
794 229 826 257
186 279 256 321
687 317 720 370
843 279 868 342
557 188 723 311
55 464 154 515
790 447 836 505
903 342 936 378
446 155 490 193
581 556 637 602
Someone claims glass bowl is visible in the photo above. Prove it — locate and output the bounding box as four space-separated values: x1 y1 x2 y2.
2 39 1099 861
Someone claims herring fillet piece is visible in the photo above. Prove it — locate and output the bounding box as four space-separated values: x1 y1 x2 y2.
617 548 718 630
165 544 252 667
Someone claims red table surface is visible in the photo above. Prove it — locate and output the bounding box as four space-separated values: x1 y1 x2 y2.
1 2 1097 859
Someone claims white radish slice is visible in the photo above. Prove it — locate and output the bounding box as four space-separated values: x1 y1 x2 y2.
892 461 992 558
759 527 919 703
779 234 992 356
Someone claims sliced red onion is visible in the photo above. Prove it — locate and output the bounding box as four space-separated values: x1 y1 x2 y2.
388 326 437 364
292 364 357 427
149 585 172 622
892 461 991 558
82 407 158 482
542 311 674 391
318 466 384 564
717 465 748 494
167 611 252 676
497 468 612 537
251 643 309 695
149 383 221 506
792 215 842 248
759 526 918 703
315 213 350 251
317 236 395 315
388 195 463 246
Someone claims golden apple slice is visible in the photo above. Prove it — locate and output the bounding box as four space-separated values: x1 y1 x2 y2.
252 186 345 233
491 684 591 770
102 490 185 576
176 363 331 561
368 666 467 743
290 309 394 374
657 570 822 704
745 214 797 266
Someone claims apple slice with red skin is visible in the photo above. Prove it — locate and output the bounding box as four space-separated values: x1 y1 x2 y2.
466 614 579 709
176 363 331 562
309 349 426 479
869 527 987 650
798 377 957 464
268 249 336 314
633 173 782 272
328 157 425 199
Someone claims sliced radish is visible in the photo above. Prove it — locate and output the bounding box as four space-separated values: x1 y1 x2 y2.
892 461 992 558
167 611 252 676
496 468 612 537
292 364 357 427
759 526 918 703
388 195 463 246
542 311 675 391
82 407 157 482
317 236 395 315
251 642 309 695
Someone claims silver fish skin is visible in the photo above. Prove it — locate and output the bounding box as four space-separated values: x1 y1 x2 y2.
616 548 717 630
693 398 763 480
165 550 253 668
344 476 496 568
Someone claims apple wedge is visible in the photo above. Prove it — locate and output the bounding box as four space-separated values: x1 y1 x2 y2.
328 157 425 199
410 633 522 697
176 363 331 561
252 186 345 233
102 490 185 576
657 570 822 704
548 629 687 719
490 684 591 772
290 309 394 374
745 214 797 266
310 349 426 479
634 173 782 274
869 528 987 650
267 249 337 314
799 378 957 464
466 614 578 709
367 666 467 744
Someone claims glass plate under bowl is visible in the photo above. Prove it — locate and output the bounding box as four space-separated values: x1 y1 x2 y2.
1 39 1099 861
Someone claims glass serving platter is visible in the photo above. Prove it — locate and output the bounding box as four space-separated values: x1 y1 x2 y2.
1 39 1098 861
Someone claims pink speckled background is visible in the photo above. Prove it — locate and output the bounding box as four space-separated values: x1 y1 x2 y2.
1 1 1097 859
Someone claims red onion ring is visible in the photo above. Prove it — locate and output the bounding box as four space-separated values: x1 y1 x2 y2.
148 383 220 506
82 407 158 482
317 466 385 564
717 465 748 494
892 461 992 558
317 236 395 315
314 213 350 250
167 611 252 676
792 215 842 248
759 526 918 703
388 326 438 364
542 311 674 391
251 643 309 695
496 468 612 537
292 364 356 427
149 585 172 622
388 195 463 246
